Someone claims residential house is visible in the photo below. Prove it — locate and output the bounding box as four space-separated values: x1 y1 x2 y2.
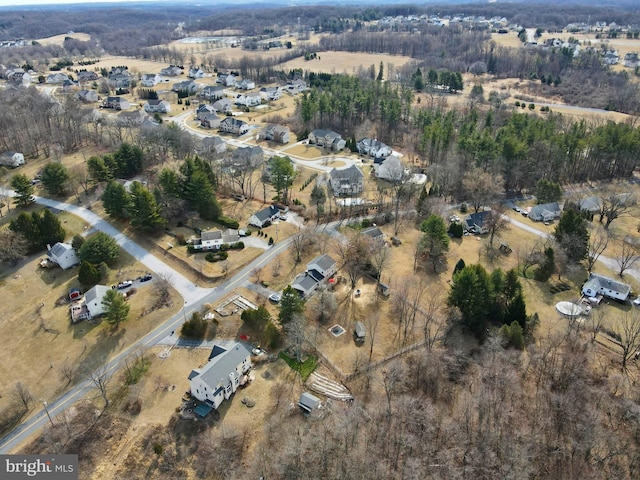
188 66 206 79
529 202 561 222
117 110 146 127
357 138 392 159
103 96 130 111
140 73 162 87
231 145 264 167
291 254 337 297
200 113 221 129
623 52 639 68
298 392 321 413
77 70 99 83
577 196 601 214
237 78 255 90
234 92 262 107
144 99 171 114
194 228 240 250
582 273 631 301
260 124 290 144
248 205 280 228
219 117 249 135
46 72 69 84
259 86 282 101
374 155 408 182
0 151 25 168
602 49 619 65
263 155 295 181
188 342 252 410
5 69 31 87
172 80 199 95
84 285 112 318
212 98 233 114
108 67 132 89
285 78 307 95
47 242 79 270
217 73 237 87
62 79 79 93
76 89 99 103
329 165 365 197
308 129 346 152
362 226 384 244
160 65 183 76
200 85 225 100
198 136 227 155
464 211 491 234
196 104 216 120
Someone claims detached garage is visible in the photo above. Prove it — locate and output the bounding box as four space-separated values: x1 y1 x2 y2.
298 392 321 414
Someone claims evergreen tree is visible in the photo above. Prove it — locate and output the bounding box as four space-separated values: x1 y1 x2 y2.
448 264 492 339
79 232 119 265
310 183 326 223
78 260 100 285
534 247 555 281
376 61 384 81
453 258 466 277
10 174 34 207
102 289 130 329
41 162 69 196
555 210 589 262
71 234 85 251
38 209 66 248
129 181 166 232
500 321 525 349
505 291 528 331
535 179 563 204
278 286 305 324
87 156 112 182
419 214 450 273
102 181 131 219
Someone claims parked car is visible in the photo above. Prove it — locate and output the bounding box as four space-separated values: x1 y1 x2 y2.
116 280 133 289
139 274 152 282
268 293 281 303
633 297 640 307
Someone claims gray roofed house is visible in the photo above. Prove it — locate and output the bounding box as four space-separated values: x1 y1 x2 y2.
219 117 249 135
464 211 491 234
172 80 199 94
249 205 280 228
117 109 146 127
578 196 601 213
298 392 321 413
291 254 337 297
195 228 240 250
374 154 408 182
188 67 206 79
196 104 216 120
329 164 365 197
200 85 225 100
140 73 161 87
76 89 99 103
309 129 346 152
0 151 25 168
212 98 233 113
582 273 631 301
259 86 282 101
160 65 183 76
231 145 264 167
103 96 130 111
529 202 561 222
200 112 221 129
362 226 384 243
77 70 99 83
84 285 111 318
261 124 290 144
307 254 337 278
144 99 171 114
188 342 252 410
292 272 322 297
357 138 392 159
198 136 227 155
46 72 69 84
47 242 79 269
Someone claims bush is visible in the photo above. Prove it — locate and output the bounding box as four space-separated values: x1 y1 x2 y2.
361 218 372 228
268 237 274 246
176 233 186 246
217 215 239 229
205 251 228 262
153 444 163 455
221 241 244 251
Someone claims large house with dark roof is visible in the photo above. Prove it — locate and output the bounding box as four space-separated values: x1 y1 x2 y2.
464 211 491 234
188 342 252 410
219 117 249 135
192 229 240 251
291 254 337 297
329 165 364 196
248 205 280 228
357 138 392 159
529 202 561 222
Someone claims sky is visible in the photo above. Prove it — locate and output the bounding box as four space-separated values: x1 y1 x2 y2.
0 0 164 6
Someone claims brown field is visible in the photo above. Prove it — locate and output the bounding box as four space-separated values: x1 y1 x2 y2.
35 33 91 46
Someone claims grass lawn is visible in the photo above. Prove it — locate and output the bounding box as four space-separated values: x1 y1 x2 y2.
279 351 318 381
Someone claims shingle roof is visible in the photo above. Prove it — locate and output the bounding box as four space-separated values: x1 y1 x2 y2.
584 273 631 297
362 226 383 239
201 230 222 241
308 254 336 272
84 285 110 303
330 164 364 181
253 205 279 222
50 242 72 258
292 272 319 294
198 342 252 388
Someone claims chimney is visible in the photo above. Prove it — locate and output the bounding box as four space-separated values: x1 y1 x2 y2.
47 244 51 251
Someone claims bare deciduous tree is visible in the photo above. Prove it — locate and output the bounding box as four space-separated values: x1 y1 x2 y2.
586 226 610 272
271 257 281 277
615 239 640 277
90 366 113 409
291 226 312 264
14 382 33 412
336 233 371 289
599 189 637 230
613 309 640 371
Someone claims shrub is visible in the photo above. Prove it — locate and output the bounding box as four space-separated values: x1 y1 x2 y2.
217 215 239 229
361 218 372 228
181 312 207 339
205 251 228 262
268 237 274 246
176 233 186 246
153 444 163 455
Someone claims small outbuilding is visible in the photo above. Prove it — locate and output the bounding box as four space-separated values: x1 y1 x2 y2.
354 321 366 343
298 392 321 413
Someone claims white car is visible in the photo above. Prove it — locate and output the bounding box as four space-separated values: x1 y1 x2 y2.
633 297 640 307
269 293 281 303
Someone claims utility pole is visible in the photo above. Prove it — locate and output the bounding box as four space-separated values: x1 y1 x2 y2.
42 401 54 427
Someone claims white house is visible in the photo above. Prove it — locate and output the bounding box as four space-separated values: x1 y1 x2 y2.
374 155 409 183
260 86 282 101
160 65 182 77
200 85 225 100
329 165 365 196
46 73 69 84
582 273 631 302
194 229 240 250
237 78 255 90
308 129 346 151
248 205 280 228
76 89 99 103
188 342 252 410
212 98 233 114
188 67 206 79
47 242 79 270
0 151 25 168
529 202 561 222
144 99 171 114
84 285 112 318
357 138 392 159
234 92 262 107
140 73 162 87
219 117 249 136
260 124 290 144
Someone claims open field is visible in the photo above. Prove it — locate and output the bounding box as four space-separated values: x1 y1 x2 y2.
35 33 91 46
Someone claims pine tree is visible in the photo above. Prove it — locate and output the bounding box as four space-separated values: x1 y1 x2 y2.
10 174 34 207
78 260 100 285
